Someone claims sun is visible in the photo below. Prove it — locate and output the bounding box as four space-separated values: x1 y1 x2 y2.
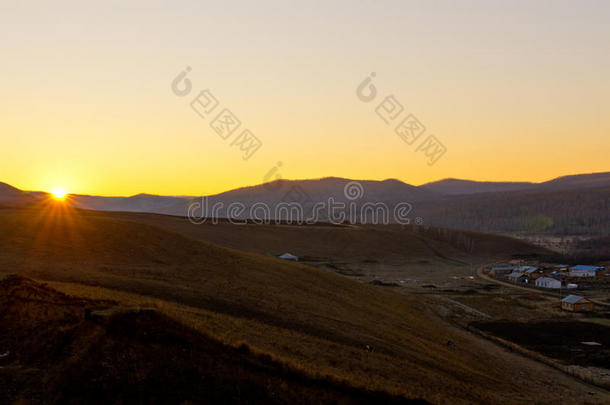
52 188 68 200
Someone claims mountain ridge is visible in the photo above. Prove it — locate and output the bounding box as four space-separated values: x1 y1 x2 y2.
3 171 609 235
10 171 609 202
421 171 610 195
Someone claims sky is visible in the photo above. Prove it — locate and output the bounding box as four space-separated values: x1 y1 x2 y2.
1 0 609 196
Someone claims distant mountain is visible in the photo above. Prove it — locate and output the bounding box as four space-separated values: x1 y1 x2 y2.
422 172 610 195
0 182 39 205
207 177 436 202
2 171 609 235
421 179 535 195
51 177 437 218
69 193 189 213
416 186 610 236
538 172 610 191
160 177 439 219
173 174 610 235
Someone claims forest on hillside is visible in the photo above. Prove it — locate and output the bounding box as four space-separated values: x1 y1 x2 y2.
418 186 610 237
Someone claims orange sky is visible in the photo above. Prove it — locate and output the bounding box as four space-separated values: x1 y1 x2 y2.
1 1 609 197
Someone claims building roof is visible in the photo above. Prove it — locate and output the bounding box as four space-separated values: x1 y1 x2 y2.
279 253 299 260
581 341 602 346
518 266 538 273
507 272 525 278
492 266 516 271
562 295 586 304
571 265 603 271
536 277 559 284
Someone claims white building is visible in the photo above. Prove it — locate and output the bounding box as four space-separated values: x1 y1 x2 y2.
535 277 561 289
569 265 603 277
279 253 299 261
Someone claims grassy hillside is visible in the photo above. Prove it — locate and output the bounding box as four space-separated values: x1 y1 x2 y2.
102 211 549 284
0 275 420 404
103 211 548 262
0 203 603 403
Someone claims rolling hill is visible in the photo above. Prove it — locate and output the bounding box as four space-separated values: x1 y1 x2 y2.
67 177 438 218
420 179 536 195
0 275 418 404
421 172 610 195
416 186 610 236
4 171 609 237
0 182 39 205
197 177 438 203
101 210 549 283
0 203 601 403
68 193 190 213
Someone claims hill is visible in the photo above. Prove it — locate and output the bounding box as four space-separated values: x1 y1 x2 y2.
0 204 600 403
539 172 610 191
416 186 610 236
0 182 39 205
102 210 549 283
200 177 437 203
63 177 438 218
69 193 189 213
5 173 610 237
421 172 610 195
0 275 418 404
421 179 535 195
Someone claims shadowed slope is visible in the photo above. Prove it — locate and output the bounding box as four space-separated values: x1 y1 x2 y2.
102 211 549 267
0 205 603 403
0 276 423 405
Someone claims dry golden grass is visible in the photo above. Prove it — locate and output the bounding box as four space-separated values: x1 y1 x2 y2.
0 204 606 404
104 211 548 264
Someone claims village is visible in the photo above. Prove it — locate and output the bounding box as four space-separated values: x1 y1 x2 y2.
488 261 607 312
278 248 610 314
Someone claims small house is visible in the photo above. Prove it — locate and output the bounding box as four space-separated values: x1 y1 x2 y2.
490 266 516 277
519 266 541 279
561 295 594 312
280 253 299 262
279 253 299 261
507 272 526 284
535 277 561 289
569 265 604 278
554 264 569 272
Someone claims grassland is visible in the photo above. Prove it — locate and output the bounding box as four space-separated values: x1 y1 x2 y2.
0 202 607 404
101 211 548 285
